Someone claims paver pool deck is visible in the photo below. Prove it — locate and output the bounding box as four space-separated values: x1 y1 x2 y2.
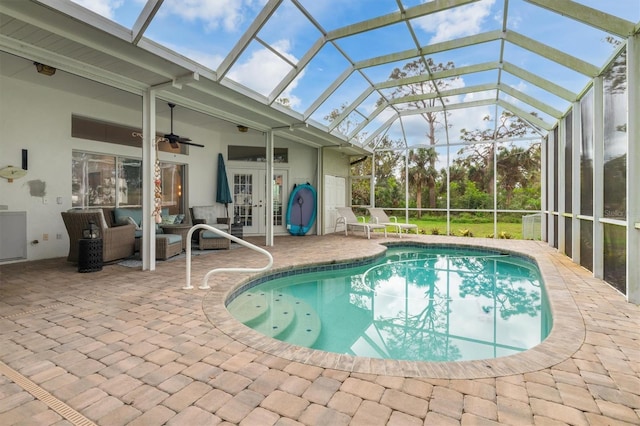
0 234 638 425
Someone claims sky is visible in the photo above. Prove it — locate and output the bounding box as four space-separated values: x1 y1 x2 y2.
69 0 637 149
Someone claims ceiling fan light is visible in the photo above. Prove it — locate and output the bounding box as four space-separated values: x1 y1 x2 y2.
34 62 56 76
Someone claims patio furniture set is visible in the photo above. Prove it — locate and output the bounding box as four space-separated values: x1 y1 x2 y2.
61 205 232 265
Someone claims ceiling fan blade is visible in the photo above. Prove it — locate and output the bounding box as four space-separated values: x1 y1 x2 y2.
180 140 205 148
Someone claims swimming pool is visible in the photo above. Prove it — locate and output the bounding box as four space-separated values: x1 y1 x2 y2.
227 244 551 362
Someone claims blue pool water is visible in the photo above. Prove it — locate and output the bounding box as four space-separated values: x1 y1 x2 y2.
227 245 551 362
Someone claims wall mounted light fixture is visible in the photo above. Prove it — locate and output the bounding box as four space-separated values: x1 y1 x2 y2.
237 125 248 133
34 62 56 76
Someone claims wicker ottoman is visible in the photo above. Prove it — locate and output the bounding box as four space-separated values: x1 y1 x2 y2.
135 234 182 260
199 230 230 250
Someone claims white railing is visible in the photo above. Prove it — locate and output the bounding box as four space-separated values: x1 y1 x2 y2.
183 224 273 290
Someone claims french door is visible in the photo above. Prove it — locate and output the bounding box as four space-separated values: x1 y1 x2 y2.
230 168 288 235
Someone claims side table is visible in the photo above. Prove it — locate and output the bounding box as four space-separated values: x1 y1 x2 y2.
78 238 103 272
230 224 243 240
160 224 192 250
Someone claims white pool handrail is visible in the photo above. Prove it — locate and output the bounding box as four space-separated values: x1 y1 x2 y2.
183 224 273 290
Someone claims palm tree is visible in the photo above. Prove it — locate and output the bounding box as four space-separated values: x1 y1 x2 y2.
408 147 438 217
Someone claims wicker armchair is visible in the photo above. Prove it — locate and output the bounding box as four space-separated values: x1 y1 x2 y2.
190 206 231 250
61 210 136 263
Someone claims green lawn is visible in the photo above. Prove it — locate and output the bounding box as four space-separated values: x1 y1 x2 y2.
398 218 526 239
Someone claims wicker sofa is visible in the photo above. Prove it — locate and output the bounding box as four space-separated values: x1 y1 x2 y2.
61 210 136 263
103 207 183 260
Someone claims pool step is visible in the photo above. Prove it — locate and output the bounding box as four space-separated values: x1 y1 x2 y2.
277 296 321 348
228 292 269 326
251 293 296 339
228 292 321 348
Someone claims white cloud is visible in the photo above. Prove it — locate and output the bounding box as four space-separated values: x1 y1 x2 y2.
227 39 304 104
414 0 496 44
70 0 123 19
161 0 258 33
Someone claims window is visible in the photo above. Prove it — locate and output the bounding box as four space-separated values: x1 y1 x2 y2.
228 145 288 163
72 151 185 214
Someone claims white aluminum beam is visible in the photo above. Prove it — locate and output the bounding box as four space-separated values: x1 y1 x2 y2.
355 30 501 69
269 35 325 104
497 99 553 131
326 0 481 41
626 34 640 303
505 31 600 77
389 83 497 105
525 0 636 38
572 100 582 265
329 86 375 132
304 65 354 119
592 77 604 279
557 116 566 255
132 0 163 45
502 62 578 102
375 61 499 90
498 84 563 118
216 0 282 80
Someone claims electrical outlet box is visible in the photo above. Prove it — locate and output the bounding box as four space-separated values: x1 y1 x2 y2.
43 233 49 241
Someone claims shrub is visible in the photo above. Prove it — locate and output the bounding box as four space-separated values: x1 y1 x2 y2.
459 229 473 237
430 227 440 235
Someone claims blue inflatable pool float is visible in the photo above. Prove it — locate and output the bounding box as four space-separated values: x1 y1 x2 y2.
286 183 317 236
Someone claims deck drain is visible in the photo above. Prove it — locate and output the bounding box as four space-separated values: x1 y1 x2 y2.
0 360 96 426
1 303 67 320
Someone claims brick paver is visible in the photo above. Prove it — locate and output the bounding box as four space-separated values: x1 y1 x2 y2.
0 235 638 425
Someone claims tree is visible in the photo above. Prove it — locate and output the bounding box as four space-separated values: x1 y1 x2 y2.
380 58 458 208
456 111 540 209
407 147 437 217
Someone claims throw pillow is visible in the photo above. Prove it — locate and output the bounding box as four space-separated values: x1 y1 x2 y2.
67 208 109 229
174 214 185 224
125 216 141 230
161 214 177 224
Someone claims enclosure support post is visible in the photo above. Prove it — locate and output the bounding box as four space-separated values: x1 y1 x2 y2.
626 34 640 303
141 89 156 272
592 77 604 279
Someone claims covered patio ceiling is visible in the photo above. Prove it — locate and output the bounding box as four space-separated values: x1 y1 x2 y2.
1 0 639 152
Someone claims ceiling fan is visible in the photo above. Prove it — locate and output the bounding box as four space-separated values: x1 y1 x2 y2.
163 103 204 148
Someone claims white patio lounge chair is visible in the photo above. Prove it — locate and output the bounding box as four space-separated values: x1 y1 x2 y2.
368 208 419 238
335 207 387 239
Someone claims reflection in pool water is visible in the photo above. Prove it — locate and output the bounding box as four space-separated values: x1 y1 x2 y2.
227 245 551 362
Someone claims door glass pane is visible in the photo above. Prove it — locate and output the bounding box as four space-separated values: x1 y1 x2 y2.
233 173 253 226
273 174 284 226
